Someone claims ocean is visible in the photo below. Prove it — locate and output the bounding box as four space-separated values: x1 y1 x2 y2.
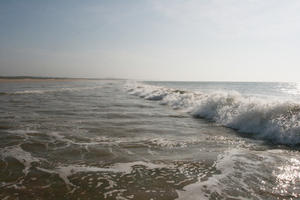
0 79 300 199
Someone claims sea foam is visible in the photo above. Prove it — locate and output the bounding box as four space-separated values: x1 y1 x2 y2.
126 81 300 145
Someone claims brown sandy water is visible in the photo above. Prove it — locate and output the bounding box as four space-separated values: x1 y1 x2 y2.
1 80 300 199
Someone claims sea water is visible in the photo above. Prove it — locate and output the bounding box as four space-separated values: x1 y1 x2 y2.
0 80 300 199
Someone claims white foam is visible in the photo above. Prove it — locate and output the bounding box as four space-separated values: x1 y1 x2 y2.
104 189 127 199
0 145 40 175
126 81 300 145
111 161 169 174
149 138 187 148
177 148 300 199
176 148 266 200
176 149 236 200
35 161 169 189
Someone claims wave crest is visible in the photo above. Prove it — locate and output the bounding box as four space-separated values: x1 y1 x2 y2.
126 82 300 145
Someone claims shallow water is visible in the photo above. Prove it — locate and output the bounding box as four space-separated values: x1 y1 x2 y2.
0 80 300 199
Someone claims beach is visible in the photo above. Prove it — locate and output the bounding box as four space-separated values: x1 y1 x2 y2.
0 78 87 83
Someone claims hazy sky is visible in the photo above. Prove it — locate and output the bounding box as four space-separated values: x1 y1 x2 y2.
1 0 300 81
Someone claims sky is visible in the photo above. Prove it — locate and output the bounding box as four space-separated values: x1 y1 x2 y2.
0 0 300 81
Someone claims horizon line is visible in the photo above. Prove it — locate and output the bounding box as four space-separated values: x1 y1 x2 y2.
0 76 298 83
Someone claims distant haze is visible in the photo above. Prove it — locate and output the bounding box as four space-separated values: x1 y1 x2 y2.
1 0 300 82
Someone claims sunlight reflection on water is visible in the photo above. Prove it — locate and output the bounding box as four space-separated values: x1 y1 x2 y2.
273 158 300 198
280 82 300 96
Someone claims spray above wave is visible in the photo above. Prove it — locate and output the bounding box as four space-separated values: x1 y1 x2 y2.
126 81 300 145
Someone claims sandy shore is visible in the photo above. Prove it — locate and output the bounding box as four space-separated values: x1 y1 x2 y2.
0 78 87 83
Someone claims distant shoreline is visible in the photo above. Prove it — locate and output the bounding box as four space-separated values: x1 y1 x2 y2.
0 76 124 82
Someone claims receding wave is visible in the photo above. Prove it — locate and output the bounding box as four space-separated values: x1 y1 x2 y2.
126 81 300 145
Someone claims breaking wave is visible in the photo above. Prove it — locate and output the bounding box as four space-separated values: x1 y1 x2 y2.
126 81 300 145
